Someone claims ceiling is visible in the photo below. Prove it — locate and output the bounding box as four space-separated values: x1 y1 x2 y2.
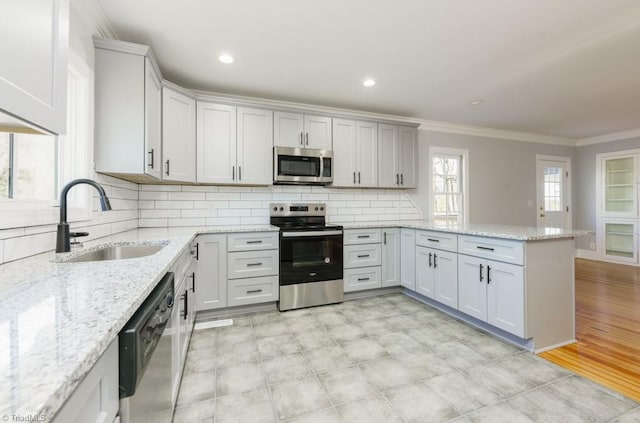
97 0 640 139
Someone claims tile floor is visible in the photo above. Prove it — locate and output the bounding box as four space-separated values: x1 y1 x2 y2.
172 294 640 422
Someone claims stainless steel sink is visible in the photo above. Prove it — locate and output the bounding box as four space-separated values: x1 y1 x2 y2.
65 244 165 263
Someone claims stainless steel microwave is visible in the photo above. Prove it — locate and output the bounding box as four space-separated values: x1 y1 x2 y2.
273 146 333 185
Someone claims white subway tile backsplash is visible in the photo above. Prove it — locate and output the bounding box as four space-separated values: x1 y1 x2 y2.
337 208 363 215
206 217 241 226
371 201 393 208
240 192 272 201
140 209 181 219
300 193 329 201
219 186 252 193
140 184 182 191
139 218 168 227
3 232 56 262
228 201 263 209
329 193 355 201
218 209 252 217
167 191 206 201
182 185 219 192
180 209 218 218
154 200 194 210
206 192 241 200
0 228 26 240
139 191 168 200
168 218 206 227
138 200 155 209
240 216 269 225
272 193 302 201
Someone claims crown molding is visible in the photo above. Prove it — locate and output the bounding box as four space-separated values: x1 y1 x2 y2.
71 0 118 40
416 119 577 146
576 127 640 146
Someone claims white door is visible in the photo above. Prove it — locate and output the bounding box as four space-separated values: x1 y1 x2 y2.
144 58 162 179
197 102 236 184
381 228 400 287
415 246 435 298
274 111 304 148
237 107 273 185
332 118 357 186
457 254 487 321
162 86 196 183
377 124 400 188
400 229 416 290
356 121 378 187
486 260 525 337
304 115 332 149
399 126 417 188
536 156 571 228
194 235 228 310
433 249 458 309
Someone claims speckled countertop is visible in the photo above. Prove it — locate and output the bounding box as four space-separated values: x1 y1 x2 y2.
0 225 277 421
340 220 593 241
0 221 591 421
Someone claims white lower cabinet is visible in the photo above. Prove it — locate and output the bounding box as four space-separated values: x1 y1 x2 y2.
400 229 416 290
415 246 457 307
195 234 228 310
458 254 524 337
228 276 279 306
381 228 400 287
52 339 119 423
345 266 382 292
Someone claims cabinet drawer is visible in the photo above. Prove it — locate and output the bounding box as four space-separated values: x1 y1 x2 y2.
228 250 279 279
344 244 382 268
344 228 382 245
227 232 279 252
344 266 382 292
415 230 457 252
228 276 279 306
458 235 524 265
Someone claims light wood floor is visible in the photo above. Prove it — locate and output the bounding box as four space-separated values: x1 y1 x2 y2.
539 258 640 402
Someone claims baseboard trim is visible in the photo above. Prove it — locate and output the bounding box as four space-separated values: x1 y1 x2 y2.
575 249 600 260
534 339 577 354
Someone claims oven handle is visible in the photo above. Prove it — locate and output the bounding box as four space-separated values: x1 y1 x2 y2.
281 230 343 237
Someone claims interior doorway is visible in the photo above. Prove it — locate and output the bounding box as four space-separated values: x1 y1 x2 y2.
536 155 572 229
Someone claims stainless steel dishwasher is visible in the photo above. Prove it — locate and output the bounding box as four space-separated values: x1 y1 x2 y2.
119 272 175 423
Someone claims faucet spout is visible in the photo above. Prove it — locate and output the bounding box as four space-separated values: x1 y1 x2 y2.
56 179 112 253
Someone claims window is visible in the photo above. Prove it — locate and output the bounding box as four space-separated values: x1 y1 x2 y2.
543 166 562 212
430 147 468 224
0 131 57 200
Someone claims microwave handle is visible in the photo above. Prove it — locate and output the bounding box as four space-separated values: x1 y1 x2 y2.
320 155 325 179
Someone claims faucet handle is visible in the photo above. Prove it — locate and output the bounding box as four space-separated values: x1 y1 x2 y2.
69 231 89 238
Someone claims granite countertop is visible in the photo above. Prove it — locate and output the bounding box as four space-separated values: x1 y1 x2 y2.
340 220 594 241
0 221 591 420
0 225 277 421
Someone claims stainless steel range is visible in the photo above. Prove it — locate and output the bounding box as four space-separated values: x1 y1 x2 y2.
271 203 343 311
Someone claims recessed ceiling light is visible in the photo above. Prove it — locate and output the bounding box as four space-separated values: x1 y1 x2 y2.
218 54 234 64
363 79 376 87
468 99 483 105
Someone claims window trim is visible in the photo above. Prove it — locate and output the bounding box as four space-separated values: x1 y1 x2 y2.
428 146 469 224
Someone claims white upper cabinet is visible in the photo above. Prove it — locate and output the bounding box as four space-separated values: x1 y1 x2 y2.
197 102 236 184
162 85 196 183
378 124 417 188
237 107 273 185
331 119 377 187
94 39 163 181
0 0 69 135
274 111 332 149
197 102 272 185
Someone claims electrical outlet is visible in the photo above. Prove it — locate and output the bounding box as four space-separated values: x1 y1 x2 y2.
589 242 596 250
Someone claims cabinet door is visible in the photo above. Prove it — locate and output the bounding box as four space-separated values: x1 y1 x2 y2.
377 124 400 188
457 255 487 321
356 121 378 187
332 118 357 186
486 260 524 337
144 57 162 179
197 102 236 184
274 111 304 147
381 229 400 287
0 0 68 134
399 126 417 188
237 107 273 185
400 229 416 290
304 115 332 149
162 86 196 182
195 234 227 310
433 249 458 309
415 246 435 298
602 155 637 218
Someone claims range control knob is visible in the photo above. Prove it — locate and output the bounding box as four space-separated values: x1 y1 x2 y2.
314 206 319 211
279 207 284 211
320 206 325 211
273 207 278 211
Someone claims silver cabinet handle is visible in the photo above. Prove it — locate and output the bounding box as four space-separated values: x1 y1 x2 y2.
300 131 304 146
165 159 170 176
305 132 309 146
148 149 154 168
357 277 370 281
246 240 263 244
401 174 404 185
353 171 356 184
246 262 263 267
246 289 263 294
232 166 235 180
358 171 361 184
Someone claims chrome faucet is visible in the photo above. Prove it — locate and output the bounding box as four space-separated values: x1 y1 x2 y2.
56 179 112 253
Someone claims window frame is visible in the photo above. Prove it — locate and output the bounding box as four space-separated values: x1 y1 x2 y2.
428 146 469 225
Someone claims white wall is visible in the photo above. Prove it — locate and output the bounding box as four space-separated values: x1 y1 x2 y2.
410 129 577 227
0 3 138 264
138 185 421 227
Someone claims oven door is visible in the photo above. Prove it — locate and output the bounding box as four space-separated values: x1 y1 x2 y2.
279 230 343 285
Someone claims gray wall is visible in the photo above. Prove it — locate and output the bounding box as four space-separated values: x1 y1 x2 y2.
408 130 576 227
574 136 640 249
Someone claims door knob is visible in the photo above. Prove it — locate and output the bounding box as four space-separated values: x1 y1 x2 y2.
540 214 545 217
